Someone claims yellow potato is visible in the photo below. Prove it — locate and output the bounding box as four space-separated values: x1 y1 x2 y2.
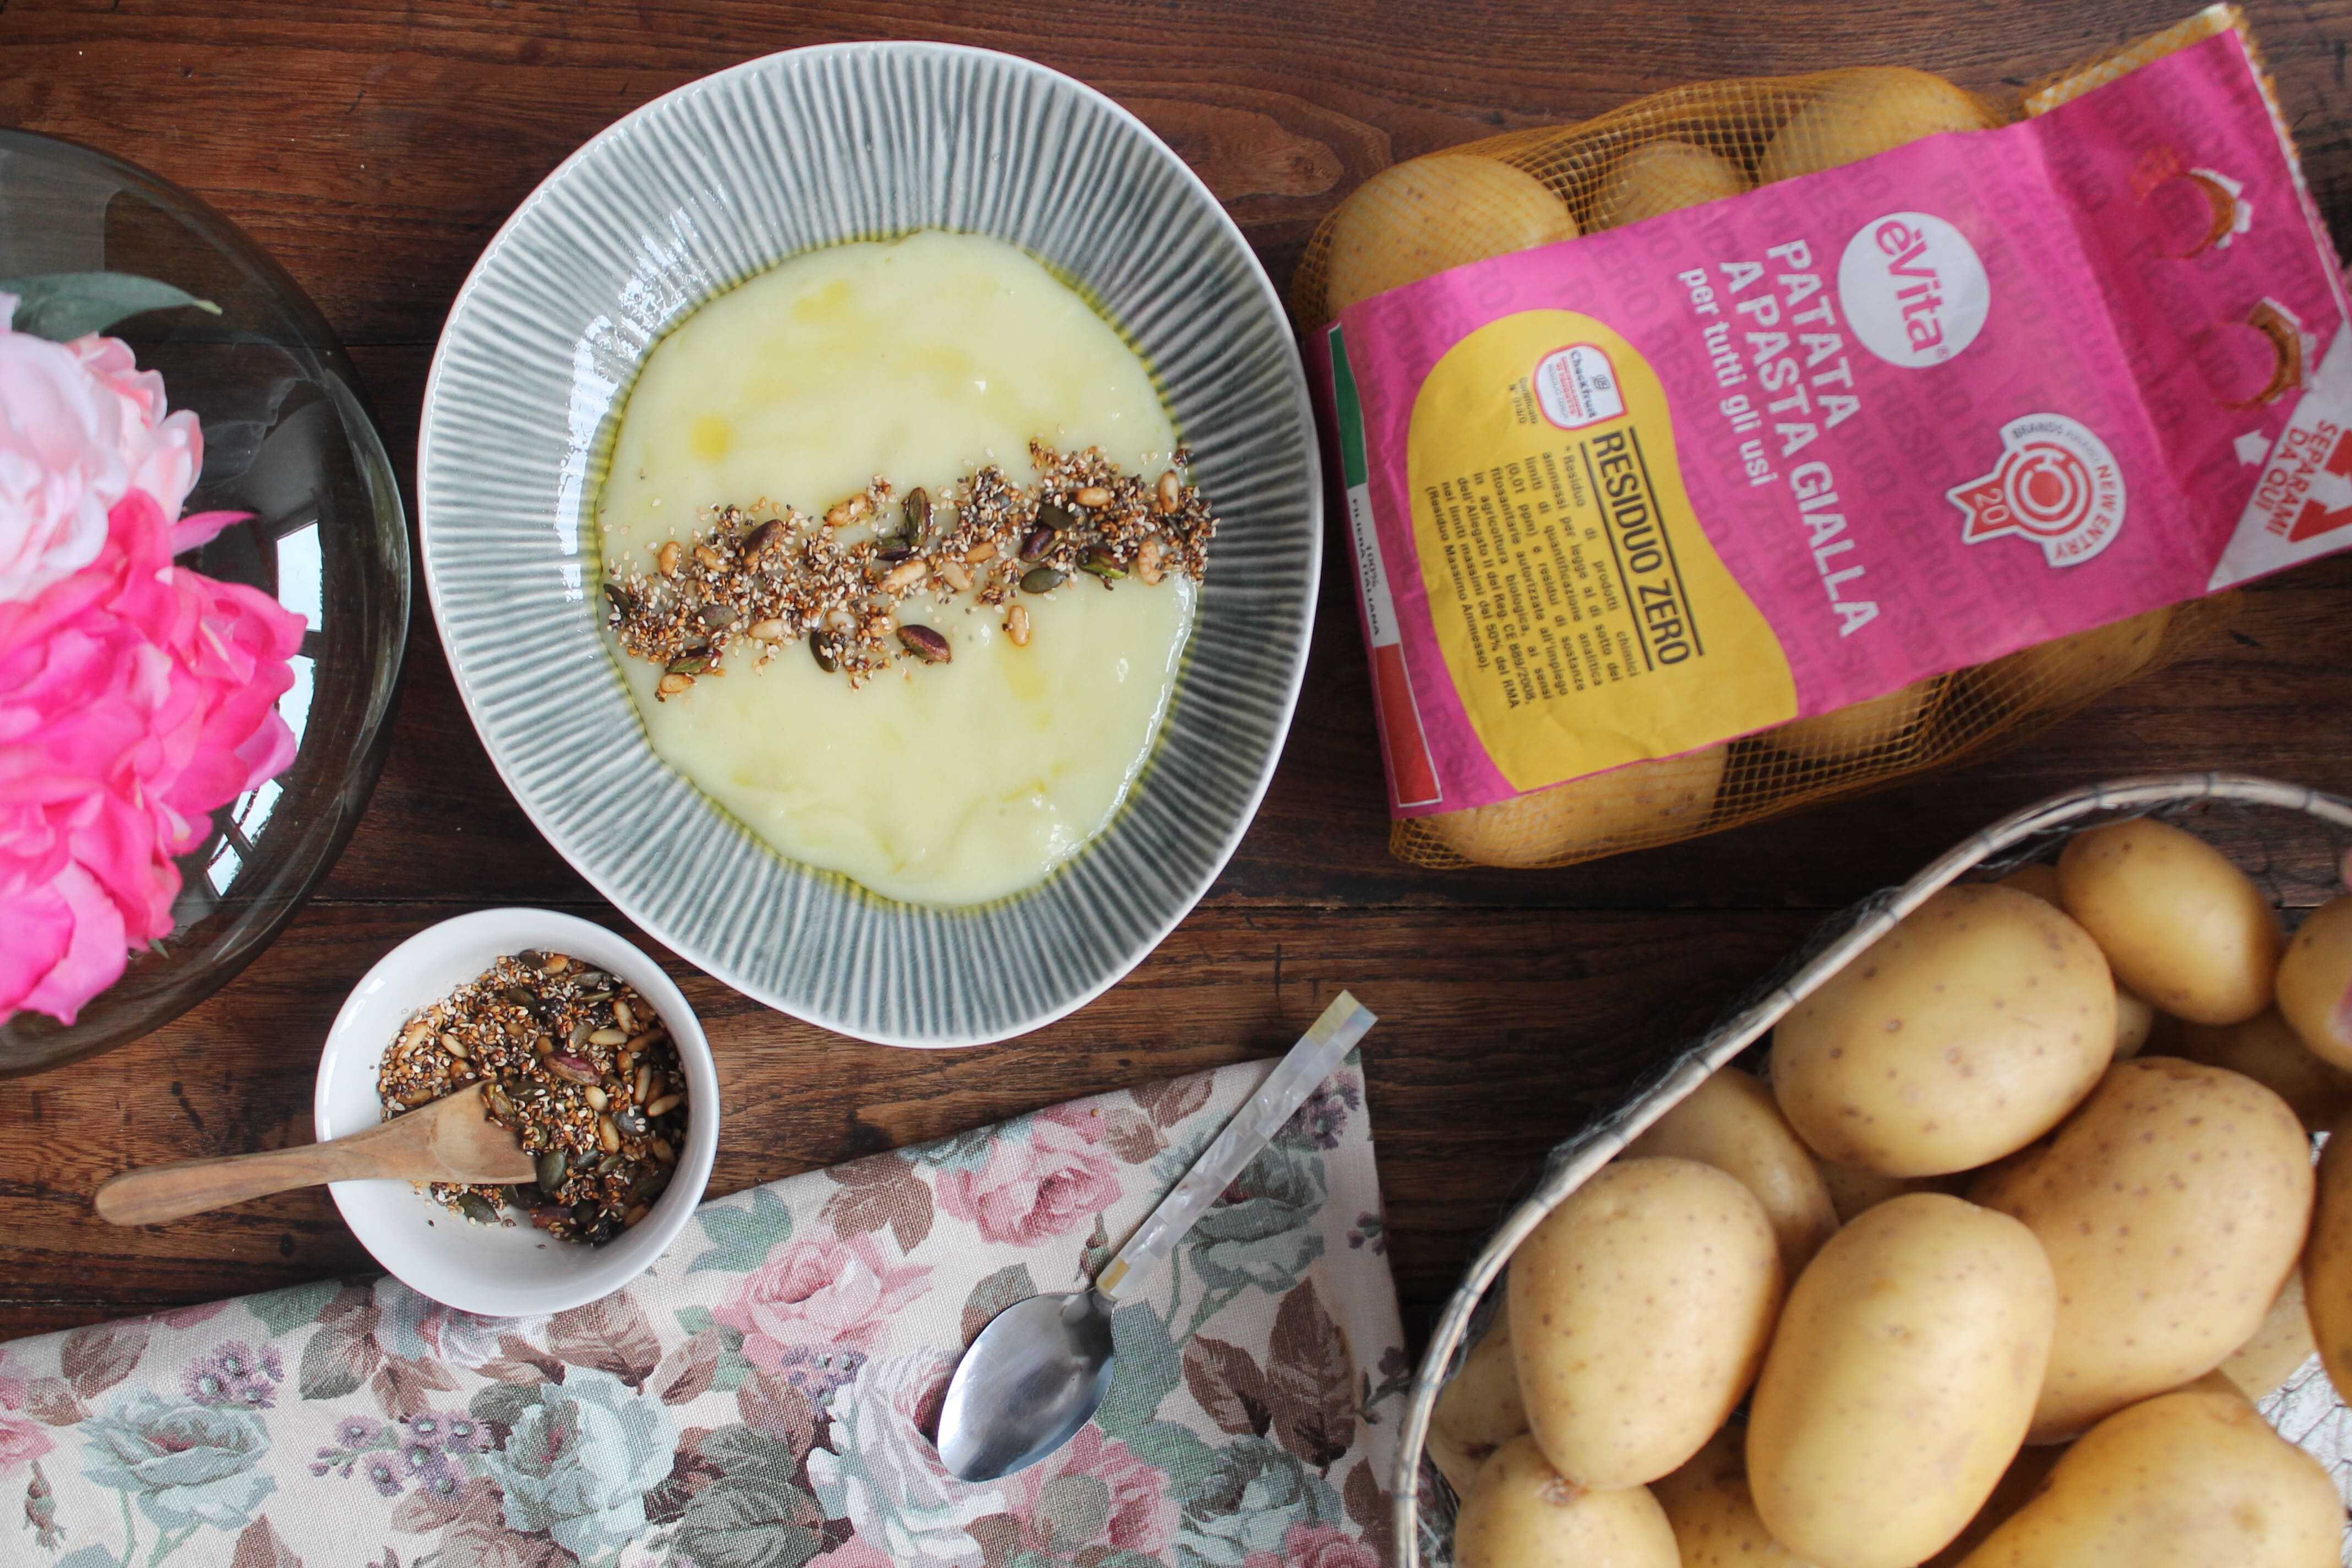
1511 1157 1783 1489
1953 1385 2343 1566
2109 986 2155 1059
1997 863 2062 905
1457 1435 1680 1568
1324 154 1577 315
1813 1158 1954 1222
2221 1271 2316 1401
1624 1069 1839 1277
1652 1427 1816 1567
1429 1302 1527 1495
2277 892 2352 1069
1427 744 1727 868
2173 1009 2352 1132
1772 884 2115 1175
1921 1442 2066 1568
1968 1058 2313 1441
2303 1109 2352 1406
1591 138 1748 228
1747 1194 2055 1568
1980 606 2174 715
1756 67 1994 184
1766 681 1936 763
2056 818 2280 1025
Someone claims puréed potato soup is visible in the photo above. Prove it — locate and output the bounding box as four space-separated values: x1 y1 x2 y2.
595 230 1203 906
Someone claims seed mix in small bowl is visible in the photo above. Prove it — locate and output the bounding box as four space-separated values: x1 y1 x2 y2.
375 949 687 1245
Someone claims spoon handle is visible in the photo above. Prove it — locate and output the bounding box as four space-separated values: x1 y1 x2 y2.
1095 992 1376 1301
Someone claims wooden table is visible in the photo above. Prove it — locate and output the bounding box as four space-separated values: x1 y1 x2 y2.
4 0 2350 1348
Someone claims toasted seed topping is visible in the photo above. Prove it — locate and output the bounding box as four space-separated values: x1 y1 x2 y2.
602 444 1213 687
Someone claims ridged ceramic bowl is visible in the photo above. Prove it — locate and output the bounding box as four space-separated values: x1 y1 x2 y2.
418 44 1319 1046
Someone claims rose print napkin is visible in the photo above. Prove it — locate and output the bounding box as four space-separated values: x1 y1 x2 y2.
0 1053 1407 1568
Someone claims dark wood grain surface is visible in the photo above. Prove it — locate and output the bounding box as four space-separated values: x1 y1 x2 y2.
4 0 2351 1346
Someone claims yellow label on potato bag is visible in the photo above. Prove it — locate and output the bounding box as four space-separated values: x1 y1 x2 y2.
1405 311 1796 790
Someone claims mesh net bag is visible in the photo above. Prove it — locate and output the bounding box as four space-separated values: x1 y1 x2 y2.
1293 10 2265 873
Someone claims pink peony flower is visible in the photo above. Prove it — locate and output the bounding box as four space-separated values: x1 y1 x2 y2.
714 1230 929 1369
0 293 201 603
1006 1425 1175 1557
1243 1523 1381 1568
0 300 307 1028
0 1413 50 1476
935 1104 1123 1247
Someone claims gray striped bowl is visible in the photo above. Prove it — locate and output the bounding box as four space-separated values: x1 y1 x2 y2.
418 43 1320 1047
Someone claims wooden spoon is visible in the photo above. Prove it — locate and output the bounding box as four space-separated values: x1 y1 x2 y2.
95 1084 536 1227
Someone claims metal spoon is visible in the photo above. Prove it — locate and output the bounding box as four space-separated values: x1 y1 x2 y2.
936 991 1378 1482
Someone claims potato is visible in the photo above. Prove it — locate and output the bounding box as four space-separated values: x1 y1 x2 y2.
1625 1069 1839 1276
2173 1009 2352 1131
1952 1385 2343 1566
1755 67 1994 184
1511 1157 1783 1488
2303 1109 2352 1406
2277 892 2352 1068
1652 1428 1815 1567
1747 1194 2055 1568
1591 138 1747 228
1997 863 2062 905
1814 1158 1954 1222
1428 744 1727 868
1429 1302 1527 1495
1968 1058 2313 1441
1922 1442 2066 1568
2056 818 2280 1025
2110 987 2155 1059
1772 884 2115 1175
1767 681 1936 763
1457 1435 1679 1568
2220 1270 2316 1401
1980 606 2174 715
1324 154 1577 315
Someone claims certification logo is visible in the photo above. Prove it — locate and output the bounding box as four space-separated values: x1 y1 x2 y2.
1947 413 2125 568
1838 211 1991 368
1533 344 1625 429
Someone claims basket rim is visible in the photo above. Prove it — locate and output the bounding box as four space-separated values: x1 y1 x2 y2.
1392 770 2352 1564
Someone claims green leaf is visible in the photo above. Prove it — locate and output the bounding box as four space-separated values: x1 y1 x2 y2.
674 1305 716 1336
1115 1418 1218 1489
961 1263 1037 1347
699 1422 798 1477
55 1547 122 1568
673 1474 821 1568
467 1380 545 1431
0 272 220 340
247 1280 342 1339
1094 1302 1182 1439
688 1187 793 1275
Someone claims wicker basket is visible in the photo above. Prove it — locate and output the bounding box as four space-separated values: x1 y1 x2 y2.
1395 772 2352 1566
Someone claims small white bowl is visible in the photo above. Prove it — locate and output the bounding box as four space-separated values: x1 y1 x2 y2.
313 908 718 1317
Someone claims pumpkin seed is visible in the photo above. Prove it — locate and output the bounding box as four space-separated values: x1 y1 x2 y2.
1021 567 1066 594
517 950 546 969
903 487 932 541
458 1193 501 1225
1036 500 1074 535
535 1148 569 1190
810 633 840 674
898 624 952 664
665 653 710 677
1078 548 1125 582
601 581 636 618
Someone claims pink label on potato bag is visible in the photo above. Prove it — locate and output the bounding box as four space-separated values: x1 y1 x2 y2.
1310 26 2352 818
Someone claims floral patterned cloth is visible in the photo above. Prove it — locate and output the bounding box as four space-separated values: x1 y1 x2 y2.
0 1054 1406 1568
